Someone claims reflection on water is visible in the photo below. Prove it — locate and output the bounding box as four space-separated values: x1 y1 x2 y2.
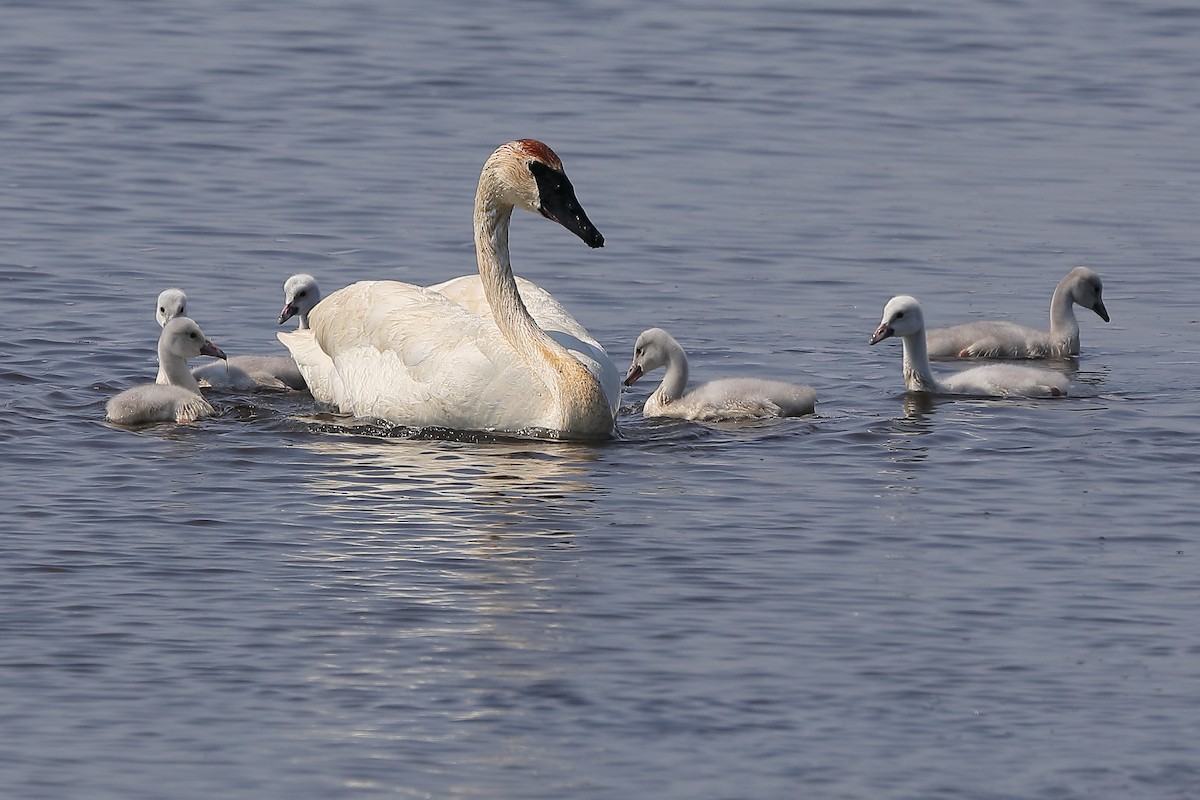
285 420 609 622
900 392 938 420
273 426 610 790
294 423 604 540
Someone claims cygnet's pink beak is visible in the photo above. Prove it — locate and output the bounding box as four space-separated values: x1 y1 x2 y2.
869 324 893 345
201 340 227 360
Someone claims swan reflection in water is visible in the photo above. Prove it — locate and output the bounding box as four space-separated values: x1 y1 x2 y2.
284 425 609 777
292 422 607 547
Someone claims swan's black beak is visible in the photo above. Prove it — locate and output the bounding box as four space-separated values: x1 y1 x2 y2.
1093 300 1110 323
202 340 227 361
278 303 298 325
530 161 604 248
869 324 893 345
623 363 644 386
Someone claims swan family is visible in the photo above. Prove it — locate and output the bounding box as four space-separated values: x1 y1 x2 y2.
106 139 1112 431
277 140 619 440
155 280 317 392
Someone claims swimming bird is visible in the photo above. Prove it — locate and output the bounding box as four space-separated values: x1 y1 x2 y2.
277 273 321 330
623 328 816 420
155 285 307 391
870 295 1070 397
155 287 188 327
107 317 226 425
154 288 189 384
278 139 619 440
925 267 1109 359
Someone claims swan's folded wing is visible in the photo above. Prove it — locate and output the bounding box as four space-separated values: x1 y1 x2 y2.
926 320 1052 359
683 378 816 420
941 364 1068 397
427 274 618 415
308 280 562 431
277 329 344 406
192 360 287 392
429 275 566 328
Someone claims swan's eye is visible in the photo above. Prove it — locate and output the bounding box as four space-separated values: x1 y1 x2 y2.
297 291 307 298
895 311 905 319
159 306 166 314
635 347 643 357
189 332 198 339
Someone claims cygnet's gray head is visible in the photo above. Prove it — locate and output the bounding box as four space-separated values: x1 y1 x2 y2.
1067 266 1109 322
624 327 679 386
870 295 925 344
156 288 188 327
278 273 321 325
161 317 226 361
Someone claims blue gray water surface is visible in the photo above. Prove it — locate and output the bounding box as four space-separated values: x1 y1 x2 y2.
3 2 1200 798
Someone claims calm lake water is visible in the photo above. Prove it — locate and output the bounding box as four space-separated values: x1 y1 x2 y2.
3 1 1200 798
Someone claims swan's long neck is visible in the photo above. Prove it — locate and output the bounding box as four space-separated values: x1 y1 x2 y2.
900 331 941 393
1048 277 1081 351
473 169 610 436
652 340 690 406
158 341 203 394
474 200 553 364
297 309 310 331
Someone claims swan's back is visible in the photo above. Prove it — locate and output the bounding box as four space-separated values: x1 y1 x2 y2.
193 355 301 391
106 383 216 426
926 320 1053 359
660 377 816 421
428 274 558 322
939 363 1069 397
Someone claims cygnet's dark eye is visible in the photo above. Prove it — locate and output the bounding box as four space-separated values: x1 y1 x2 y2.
159 306 166 314
635 347 643 357
297 290 307 298
895 311 905 319
189 332 198 339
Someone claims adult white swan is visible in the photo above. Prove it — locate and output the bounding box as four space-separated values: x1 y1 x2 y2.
871 296 1069 397
280 139 619 440
107 317 226 426
623 327 816 420
925 267 1109 359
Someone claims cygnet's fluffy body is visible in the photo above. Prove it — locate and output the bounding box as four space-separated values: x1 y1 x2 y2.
107 317 226 426
623 328 816 421
871 296 1070 398
192 354 303 391
925 267 1109 359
